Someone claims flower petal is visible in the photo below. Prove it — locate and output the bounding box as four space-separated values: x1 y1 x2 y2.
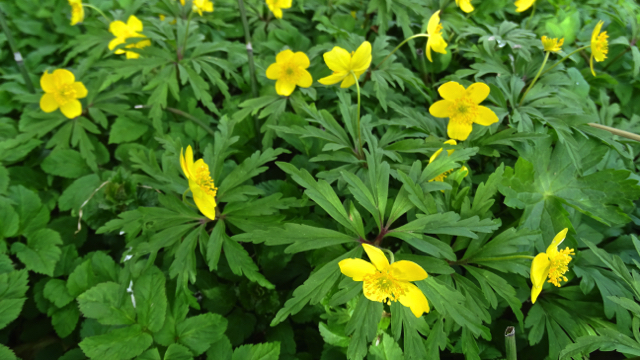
109 20 128 37
180 148 189 179
276 49 294 64
126 50 141 59
340 73 357 88
427 10 441 35
73 82 88 99
458 0 474 13
546 228 569 255
590 55 596 77
398 283 430 317
266 63 281 80
59 99 82 119
362 244 389 271
297 70 313 88
530 252 551 303
39 93 59 113
338 258 376 281
474 106 499 126
390 261 428 282
447 119 473 141
323 46 351 73
350 41 372 73
318 72 347 86
109 37 125 52
127 15 143 32
40 71 56 93
184 145 195 178
514 0 535 12
466 82 490 104
272 8 283 18
292 52 310 69
429 100 452 118
191 185 217 220
438 81 466 101
53 69 76 85
429 35 447 56
275 79 296 96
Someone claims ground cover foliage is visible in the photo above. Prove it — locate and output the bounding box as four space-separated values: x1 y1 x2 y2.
1 0 640 359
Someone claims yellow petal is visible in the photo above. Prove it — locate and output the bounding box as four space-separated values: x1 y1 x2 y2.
429 100 452 118
338 258 376 281
180 148 189 179
350 41 372 73
340 73 357 88
458 0 474 13
279 0 292 7
276 49 294 64
272 8 283 19
297 70 313 88
53 69 75 85
530 253 550 303
40 71 56 93
515 0 535 12
275 79 296 96
362 244 389 271
318 72 347 86
429 147 444 164
426 43 433 62
591 20 603 44
126 50 141 59
546 228 568 255
60 99 82 119
127 15 143 33
390 261 428 282
109 20 128 38
109 37 125 52
292 52 310 69
429 35 448 56
73 82 88 99
323 46 351 73
438 81 466 101
398 282 430 317
466 82 490 104
266 63 281 80
184 145 195 178
447 119 473 141
427 10 441 35
191 185 217 220
474 106 499 126
590 55 596 77
40 93 59 113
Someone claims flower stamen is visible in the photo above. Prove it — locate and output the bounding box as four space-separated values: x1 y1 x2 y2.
547 247 575 287
363 270 406 304
194 163 217 197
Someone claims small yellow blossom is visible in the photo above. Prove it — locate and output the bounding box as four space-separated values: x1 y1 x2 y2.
426 11 447 62
429 81 498 141
339 244 430 317
180 0 214 16
68 0 84 25
180 146 218 221
318 41 372 88
455 0 474 13
590 20 609 76
541 36 563 53
39 69 88 119
428 140 468 182
266 50 312 96
266 0 292 19
515 0 535 12
108 15 151 59
530 228 575 303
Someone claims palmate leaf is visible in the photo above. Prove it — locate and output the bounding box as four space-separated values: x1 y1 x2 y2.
390 301 427 360
234 223 358 253
345 293 383 360
0 269 28 330
79 324 153 360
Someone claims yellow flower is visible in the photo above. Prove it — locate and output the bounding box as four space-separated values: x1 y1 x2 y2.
266 50 313 96
514 0 535 12
590 20 609 76
429 81 499 141
265 0 292 19
339 244 430 317
530 228 575 303
426 11 447 62
68 0 84 25
541 36 563 53
180 145 218 221
108 15 151 59
180 0 214 16
39 69 88 119
428 140 468 182
455 0 474 13
318 41 372 88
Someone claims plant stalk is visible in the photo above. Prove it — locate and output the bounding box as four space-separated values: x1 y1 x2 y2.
540 45 589 76
505 327 517 360
350 71 363 157
165 107 216 138
0 9 35 93
372 34 430 72
588 123 640 142
82 3 110 22
519 52 549 106
237 0 260 140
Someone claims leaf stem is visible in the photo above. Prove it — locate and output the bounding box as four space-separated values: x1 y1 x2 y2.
587 123 640 142
165 107 216 138
519 51 549 106
539 45 590 76
82 3 110 22
505 327 517 360
382 248 395 264
0 9 35 93
350 71 363 157
372 34 430 73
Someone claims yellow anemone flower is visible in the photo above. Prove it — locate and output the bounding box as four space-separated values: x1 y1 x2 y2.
514 0 535 12
180 145 218 221
266 50 313 96
429 81 499 141
339 244 430 317
541 36 563 53
265 0 292 19
590 20 609 76
39 69 88 119
530 228 575 303
455 0 474 13
68 0 84 25
428 140 468 182
108 15 151 59
426 11 447 62
318 41 372 88
180 0 214 16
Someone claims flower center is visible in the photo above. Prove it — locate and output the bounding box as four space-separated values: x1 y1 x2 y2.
449 97 478 125
280 63 301 83
194 162 217 197
71 4 82 17
595 32 609 54
363 270 406 304
54 84 77 105
547 247 575 287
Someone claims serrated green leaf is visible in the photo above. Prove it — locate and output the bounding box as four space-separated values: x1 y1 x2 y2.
52 303 80 338
41 149 91 178
223 235 274 289
134 266 167 332
234 223 357 253
77 282 136 326
176 313 228 355
164 344 193 360
44 278 74 308
11 228 62 276
232 342 280 360
79 324 153 360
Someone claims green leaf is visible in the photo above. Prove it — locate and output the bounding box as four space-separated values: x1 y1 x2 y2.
79 324 153 360
177 313 228 355
559 329 640 359
164 344 194 360
0 165 8 195
11 228 62 276
41 149 91 178
134 266 167 332
395 212 499 239
7 185 49 235
206 337 233 360
0 198 19 238
44 279 74 308
206 221 225 271
390 302 427 360
0 344 17 360
77 282 136 326
234 224 357 253
169 227 199 290
368 333 405 360
0 269 28 330
217 148 287 199
139 348 161 360
108 117 149 144
58 174 103 212
319 322 350 347
223 235 274 289
346 293 383 360
232 342 280 360
52 303 80 338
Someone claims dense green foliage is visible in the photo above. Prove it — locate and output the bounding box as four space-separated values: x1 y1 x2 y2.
1 0 640 359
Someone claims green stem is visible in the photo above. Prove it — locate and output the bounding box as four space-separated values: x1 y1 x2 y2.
237 0 260 141
470 255 535 263
527 2 536 28
372 34 429 72
82 3 109 22
180 11 194 59
350 71 363 157
505 327 517 360
382 248 395 264
540 45 589 76
519 51 549 106
588 123 640 142
0 9 34 93
165 107 216 138
182 189 199 210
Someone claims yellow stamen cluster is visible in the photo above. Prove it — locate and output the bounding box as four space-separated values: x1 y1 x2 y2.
363 270 406 304
194 163 217 197
547 247 575 286
449 98 479 126
593 33 609 56
54 84 78 106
